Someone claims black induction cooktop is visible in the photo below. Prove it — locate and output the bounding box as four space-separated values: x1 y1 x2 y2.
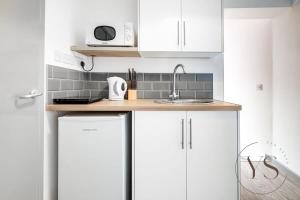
53 96 103 104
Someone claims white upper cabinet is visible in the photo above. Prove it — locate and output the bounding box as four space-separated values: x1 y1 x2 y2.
138 0 223 57
182 0 222 52
139 0 182 52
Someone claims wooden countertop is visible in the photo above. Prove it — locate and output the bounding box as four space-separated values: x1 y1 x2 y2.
46 99 241 112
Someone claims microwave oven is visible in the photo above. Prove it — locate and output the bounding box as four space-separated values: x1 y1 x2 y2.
86 23 135 47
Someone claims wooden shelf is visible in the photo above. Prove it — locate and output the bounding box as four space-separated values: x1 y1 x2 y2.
71 46 141 57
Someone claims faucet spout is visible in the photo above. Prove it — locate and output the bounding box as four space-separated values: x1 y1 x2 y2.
173 64 186 74
170 64 186 100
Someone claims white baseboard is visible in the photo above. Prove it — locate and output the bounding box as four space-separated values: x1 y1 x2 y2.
272 159 300 186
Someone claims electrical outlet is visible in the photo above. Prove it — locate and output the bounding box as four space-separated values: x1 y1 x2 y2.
54 50 82 66
256 84 264 91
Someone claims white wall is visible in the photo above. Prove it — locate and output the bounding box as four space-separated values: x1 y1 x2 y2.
83 0 138 33
272 4 300 176
225 7 300 176
44 0 139 71
43 112 58 200
224 9 274 157
45 0 86 70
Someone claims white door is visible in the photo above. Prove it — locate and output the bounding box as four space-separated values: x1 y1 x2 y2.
139 0 181 51
0 0 44 200
182 0 222 52
134 111 186 200
187 111 238 200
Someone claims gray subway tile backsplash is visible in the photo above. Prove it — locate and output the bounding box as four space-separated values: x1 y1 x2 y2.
48 79 60 91
67 91 80 98
52 91 67 99
48 66 53 78
187 81 205 90
196 91 213 99
73 81 84 90
47 65 90 103
91 73 108 81
80 90 90 97
179 91 196 99
47 65 213 103
137 73 144 81
52 66 68 79
179 74 196 81
85 81 99 90
68 70 80 80
108 72 128 80
137 91 144 99
196 73 213 81
82 73 90 81
161 91 170 99
161 74 172 81
61 80 73 90
144 73 161 81
137 82 152 90
144 91 161 99
204 81 213 90
174 81 188 90
153 82 170 90
90 90 109 99
99 81 109 90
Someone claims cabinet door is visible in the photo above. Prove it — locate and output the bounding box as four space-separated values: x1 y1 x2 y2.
134 111 187 200
187 111 238 200
139 0 181 51
182 0 222 52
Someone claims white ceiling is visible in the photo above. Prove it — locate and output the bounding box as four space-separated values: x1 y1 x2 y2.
224 0 293 8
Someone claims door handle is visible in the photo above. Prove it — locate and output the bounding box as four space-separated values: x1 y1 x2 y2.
181 119 185 149
183 21 186 46
19 90 43 99
189 118 192 149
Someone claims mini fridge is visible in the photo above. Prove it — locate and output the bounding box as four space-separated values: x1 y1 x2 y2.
58 113 130 200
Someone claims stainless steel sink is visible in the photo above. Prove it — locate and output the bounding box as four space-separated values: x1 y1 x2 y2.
155 99 214 104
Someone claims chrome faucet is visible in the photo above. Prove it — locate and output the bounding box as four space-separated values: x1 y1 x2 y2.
170 64 186 100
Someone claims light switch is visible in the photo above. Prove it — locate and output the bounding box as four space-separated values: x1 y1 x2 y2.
256 84 263 91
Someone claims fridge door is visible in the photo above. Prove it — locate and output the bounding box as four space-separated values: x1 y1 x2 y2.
58 114 128 200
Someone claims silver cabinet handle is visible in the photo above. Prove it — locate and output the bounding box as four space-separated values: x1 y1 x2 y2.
181 119 185 149
177 21 180 46
189 118 192 149
183 21 186 46
19 90 43 99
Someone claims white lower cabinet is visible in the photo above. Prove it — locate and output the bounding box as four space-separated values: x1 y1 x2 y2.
134 111 238 200
186 111 238 200
134 111 187 200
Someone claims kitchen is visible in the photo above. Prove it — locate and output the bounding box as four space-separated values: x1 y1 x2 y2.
0 0 299 200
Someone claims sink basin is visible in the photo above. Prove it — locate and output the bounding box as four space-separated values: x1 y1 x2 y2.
155 99 214 104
